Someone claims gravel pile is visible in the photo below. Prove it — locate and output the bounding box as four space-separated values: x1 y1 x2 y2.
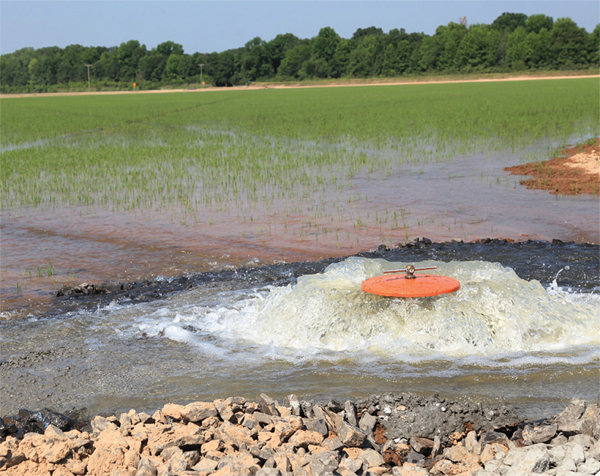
1 392 598 475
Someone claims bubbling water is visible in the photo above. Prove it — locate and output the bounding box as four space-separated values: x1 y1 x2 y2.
127 258 600 364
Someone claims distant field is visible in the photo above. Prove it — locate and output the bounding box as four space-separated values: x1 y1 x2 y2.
1 77 598 213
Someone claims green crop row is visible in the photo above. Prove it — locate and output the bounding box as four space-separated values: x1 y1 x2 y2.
1 79 598 219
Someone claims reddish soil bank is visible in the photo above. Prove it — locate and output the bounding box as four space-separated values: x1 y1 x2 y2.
505 139 600 196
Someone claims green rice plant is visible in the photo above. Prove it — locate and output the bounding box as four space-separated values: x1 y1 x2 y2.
0 78 597 252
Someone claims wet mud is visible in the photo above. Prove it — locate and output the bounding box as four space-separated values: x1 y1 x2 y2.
505 139 600 195
49 238 599 317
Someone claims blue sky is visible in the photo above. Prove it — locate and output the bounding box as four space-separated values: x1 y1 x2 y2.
1 1 598 55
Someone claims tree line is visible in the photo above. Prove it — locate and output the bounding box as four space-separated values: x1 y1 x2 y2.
1 12 598 92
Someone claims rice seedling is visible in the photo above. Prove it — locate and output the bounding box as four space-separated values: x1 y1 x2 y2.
0 78 597 262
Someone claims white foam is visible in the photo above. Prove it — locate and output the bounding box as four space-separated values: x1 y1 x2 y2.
94 258 600 370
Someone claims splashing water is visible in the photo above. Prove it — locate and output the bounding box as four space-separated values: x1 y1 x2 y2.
124 258 599 363
1 257 598 420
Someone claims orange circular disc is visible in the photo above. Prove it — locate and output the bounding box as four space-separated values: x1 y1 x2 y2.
361 274 460 298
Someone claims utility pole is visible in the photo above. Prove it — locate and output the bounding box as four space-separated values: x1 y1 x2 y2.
198 63 205 86
85 64 92 92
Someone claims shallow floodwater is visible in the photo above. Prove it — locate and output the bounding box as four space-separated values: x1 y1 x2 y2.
1 148 598 316
1 133 599 422
0 256 598 421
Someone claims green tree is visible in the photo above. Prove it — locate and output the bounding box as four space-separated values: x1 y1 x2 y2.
505 26 530 69
207 50 236 86
0 51 31 86
165 54 190 81
116 40 147 81
590 24 600 66
525 28 552 68
526 14 553 34
332 39 353 77
352 26 384 40
550 18 589 67
492 12 528 33
156 41 184 57
435 22 468 71
264 33 300 74
311 27 340 64
278 44 311 78
416 35 442 72
346 35 383 77
455 25 500 70
241 37 268 81
139 51 167 82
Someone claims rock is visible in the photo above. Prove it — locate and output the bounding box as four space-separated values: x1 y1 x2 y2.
147 422 204 455
241 414 260 431
337 421 366 448
274 452 291 472
218 422 255 449
339 457 364 474
559 415 594 437
322 437 343 452
91 416 112 433
192 457 219 473
410 437 434 455
5 394 598 476
522 423 557 445
53 466 76 476
45 440 72 463
259 394 280 417
288 430 324 449
392 466 430 476
44 424 66 438
283 395 302 417
358 413 377 434
214 400 236 424
136 457 158 476
556 399 586 425
443 445 479 466
152 410 168 425
124 448 141 469
180 402 218 423
344 401 358 427
464 431 478 452
564 442 585 465
480 430 511 448
358 448 385 468
480 442 508 466
578 458 600 474
87 447 126 476
312 406 335 431
64 458 87 475
274 415 303 442
307 451 340 476
3 460 54 475
501 444 550 476
256 469 282 476
404 451 424 464
254 412 274 426
304 418 329 437
161 404 184 421
431 435 442 458
216 451 260 474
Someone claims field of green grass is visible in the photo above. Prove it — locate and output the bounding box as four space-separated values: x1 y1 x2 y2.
1 78 598 216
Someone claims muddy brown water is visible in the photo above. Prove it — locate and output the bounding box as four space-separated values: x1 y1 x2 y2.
2 151 598 317
1 147 598 423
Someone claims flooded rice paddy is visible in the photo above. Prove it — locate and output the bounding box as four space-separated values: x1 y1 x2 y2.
2 140 598 315
1 82 598 421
